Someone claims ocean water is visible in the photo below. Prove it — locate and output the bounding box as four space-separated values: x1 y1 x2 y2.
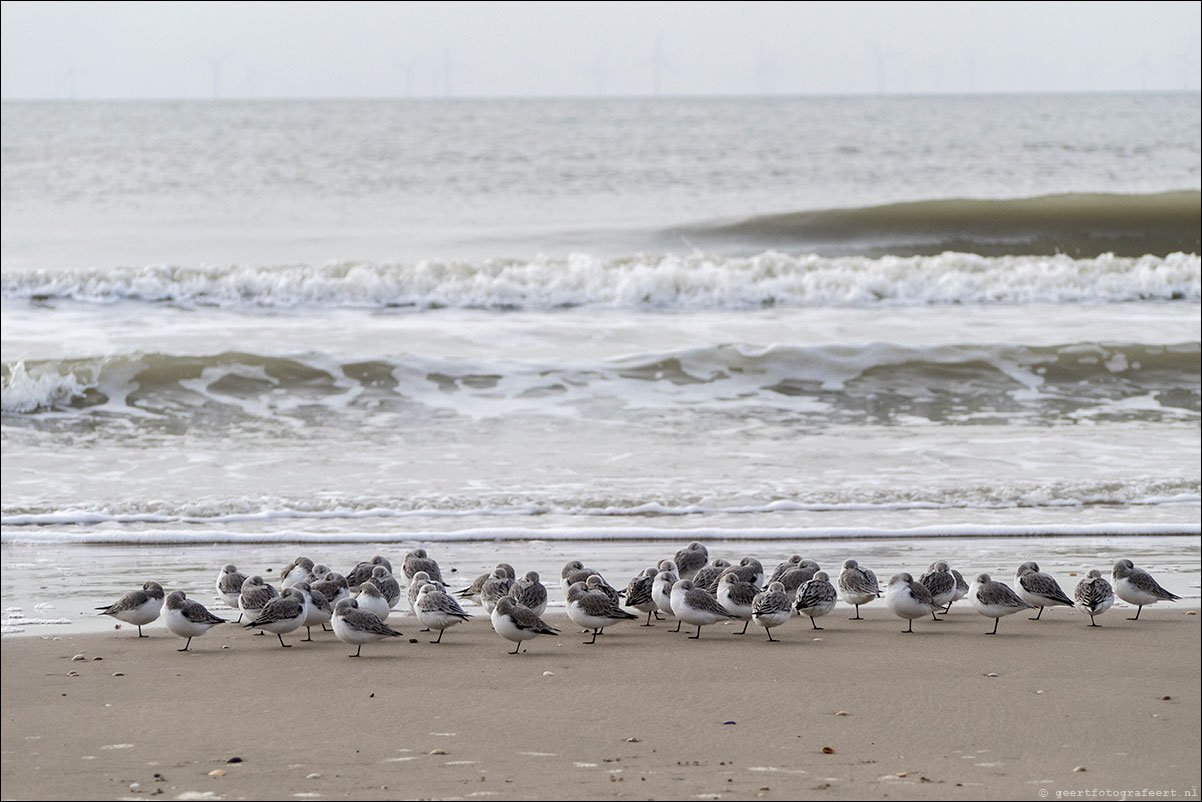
2 94 1199 632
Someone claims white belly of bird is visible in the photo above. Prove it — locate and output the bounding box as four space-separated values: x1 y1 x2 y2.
886 587 931 620
670 589 724 626
717 587 753 620
971 598 1024 620
629 597 656 614
1114 577 1159 607
753 609 792 630
281 571 308 590
304 605 332 627
929 587 956 608
839 587 876 607
798 597 836 619
652 583 674 616
566 601 612 631
332 614 382 645
165 608 213 639
526 598 548 618
357 594 391 622
491 609 535 643
417 608 463 632
1016 585 1062 609
238 597 268 619
111 598 163 627
256 610 304 635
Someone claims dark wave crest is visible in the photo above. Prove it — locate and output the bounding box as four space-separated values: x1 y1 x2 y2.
671 191 1201 258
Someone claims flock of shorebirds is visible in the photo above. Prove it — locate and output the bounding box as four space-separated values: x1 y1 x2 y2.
95 544 1184 656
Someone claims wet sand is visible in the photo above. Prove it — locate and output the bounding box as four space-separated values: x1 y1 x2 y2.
2 606 1198 801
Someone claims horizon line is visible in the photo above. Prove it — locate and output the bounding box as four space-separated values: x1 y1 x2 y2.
3 88 1200 103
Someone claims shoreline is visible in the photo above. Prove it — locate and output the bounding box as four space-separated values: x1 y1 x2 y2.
2 607 1198 800
4 536 1198 637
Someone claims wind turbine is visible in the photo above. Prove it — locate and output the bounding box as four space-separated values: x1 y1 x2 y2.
872 45 897 94
590 53 608 96
438 46 464 97
244 61 264 99
198 48 236 99
643 35 670 96
58 56 78 100
754 42 779 95
400 57 417 97
1178 43 1197 91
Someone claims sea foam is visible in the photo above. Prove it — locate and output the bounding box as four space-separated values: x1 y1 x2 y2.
4 251 1198 310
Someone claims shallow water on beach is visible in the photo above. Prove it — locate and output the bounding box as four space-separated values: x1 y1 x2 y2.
2 536 1199 636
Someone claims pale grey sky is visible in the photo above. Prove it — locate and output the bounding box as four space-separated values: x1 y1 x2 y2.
2 0 1200 99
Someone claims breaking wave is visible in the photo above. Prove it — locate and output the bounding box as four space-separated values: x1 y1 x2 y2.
4 341 1198 422
3 250 1198 310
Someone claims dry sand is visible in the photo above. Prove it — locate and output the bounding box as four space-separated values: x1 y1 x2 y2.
2 606 1198 801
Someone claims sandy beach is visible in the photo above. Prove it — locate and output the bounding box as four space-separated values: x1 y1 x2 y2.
2 606 1198 801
